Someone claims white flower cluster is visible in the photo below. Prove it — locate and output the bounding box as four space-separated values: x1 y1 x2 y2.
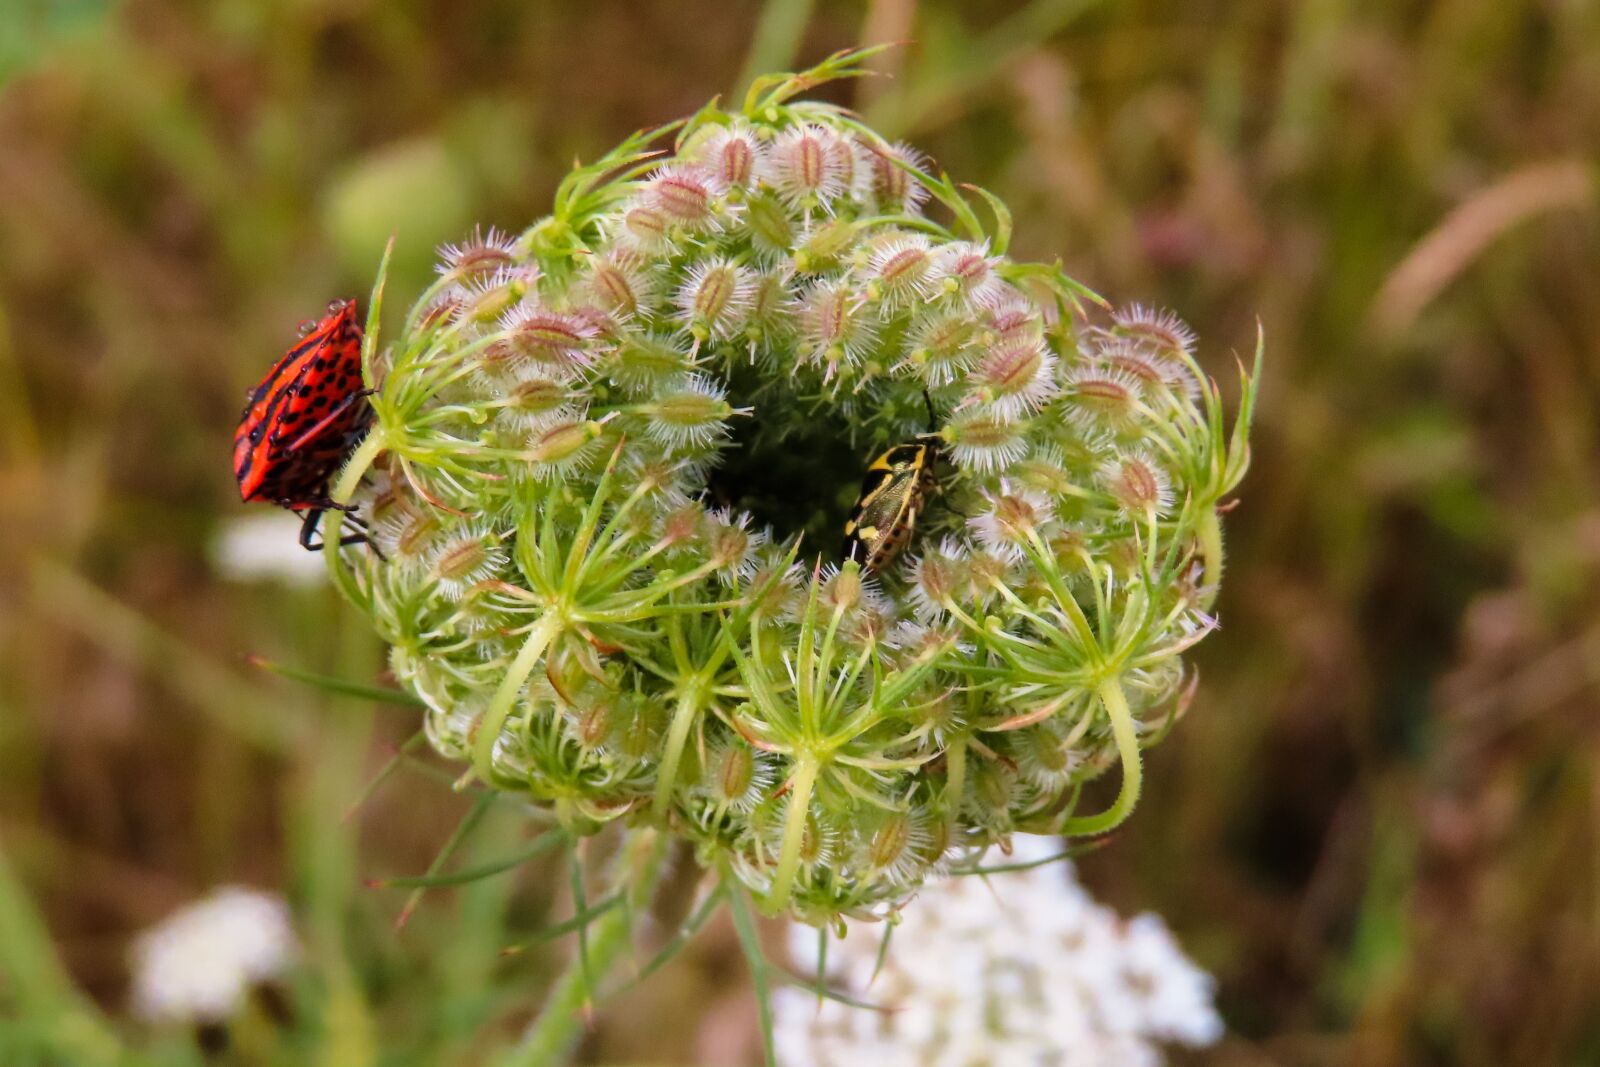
776 836 1222 1067
129 886 298 1024
212 513 328 586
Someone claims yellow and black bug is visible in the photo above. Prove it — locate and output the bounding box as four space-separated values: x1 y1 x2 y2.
842 396 943 574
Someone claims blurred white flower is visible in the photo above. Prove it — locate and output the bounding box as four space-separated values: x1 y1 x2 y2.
212 513 326 586
776 835 1222 1067
129 886 298 1024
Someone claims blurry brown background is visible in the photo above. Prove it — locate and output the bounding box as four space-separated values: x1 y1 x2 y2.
3 1 1599 1064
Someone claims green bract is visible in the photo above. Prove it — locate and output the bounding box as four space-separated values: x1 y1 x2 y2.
325 54 1257 924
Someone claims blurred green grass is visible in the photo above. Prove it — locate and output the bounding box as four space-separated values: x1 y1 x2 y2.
2 1 1599 1065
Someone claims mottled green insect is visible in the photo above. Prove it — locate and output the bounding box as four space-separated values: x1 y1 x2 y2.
842 432 943 573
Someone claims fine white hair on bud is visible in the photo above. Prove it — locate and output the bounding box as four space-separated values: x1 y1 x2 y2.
355 470 405 530
816 561 863 615
642 373 741 450
497 383 584 433
754 794 841 879
986 297 1048 350
1063 364 1146 429
764 124 851 209
864 140 930 212
1010 442 1078 501
524 415 606 480
419 290 466 332
436 226 519 283
427 523 509 601
1094 335 1200 399
643 163 725 231
882 619 961 663
466 337 525 393
864 232 938 311
898 310 982 386
1110 302 1198 359
967 338 1060 418
694 122 765 189
936 240 1003 307
374 502 443 569
742 270 796 361
1100 449 1175 517
697 735 777 814
906 536 971 619
703 507 768 585
1010 722 1083 789
968 480 1055 560
329 52 1254 928
584 247 659 320
605 331 694 395
458 268 531 326
614 200 673 253
497 304 600 379
797 562 892 627
854 807 937 887
797 278 878 382
621 449 700 511
674 256 755 342
945 409 1031 473
842 133 877 191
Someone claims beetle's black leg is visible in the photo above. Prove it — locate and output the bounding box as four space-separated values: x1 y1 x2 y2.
295 502 386 559
298 507 327 550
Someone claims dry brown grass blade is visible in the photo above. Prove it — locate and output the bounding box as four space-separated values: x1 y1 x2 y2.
1369 159 1594 339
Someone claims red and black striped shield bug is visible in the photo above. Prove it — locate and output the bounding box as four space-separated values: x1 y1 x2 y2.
232 299 377 552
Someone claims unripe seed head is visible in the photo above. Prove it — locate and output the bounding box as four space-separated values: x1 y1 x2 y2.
342 68 1252 925
1101 451 1174 516
646 165 721 228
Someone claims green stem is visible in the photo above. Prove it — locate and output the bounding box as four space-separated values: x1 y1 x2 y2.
768 757 820 912
943 736 967 817
497 830 667 1067
1059 676 1142 837
0 842 122 1064
1197 506 1223 613
472 613 564 784
322 429 388 606
653 682 706 816
330 428 386 508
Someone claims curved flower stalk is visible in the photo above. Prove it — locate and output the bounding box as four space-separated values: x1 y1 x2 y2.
320 49 1258 923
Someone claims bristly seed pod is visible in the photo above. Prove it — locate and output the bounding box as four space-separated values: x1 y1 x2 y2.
323 50 1258 926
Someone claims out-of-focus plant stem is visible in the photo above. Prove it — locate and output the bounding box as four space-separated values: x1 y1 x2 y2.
737 0 817 95
496 830 668 1067
31 562 301 751
1198 508 1224 613
0 842 123 1065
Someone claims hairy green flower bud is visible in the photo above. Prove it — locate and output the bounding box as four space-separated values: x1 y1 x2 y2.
322 53 1259 924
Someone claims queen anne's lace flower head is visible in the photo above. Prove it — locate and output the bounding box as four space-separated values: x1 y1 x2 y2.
129 887 298 1024
775 836 1224 1067
320 52 1258 924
